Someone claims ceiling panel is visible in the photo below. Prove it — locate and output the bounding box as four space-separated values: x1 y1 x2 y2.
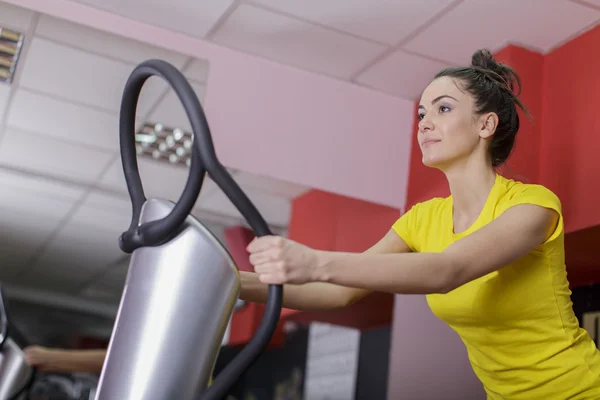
212 4 387 79
0 184 78 221
0 169 85 200
233 170 310 199
250 0 456 45
77 0 234 39
18 38 165 114
184 59 210 83
0 1 34 32
0 128 115 183
117 0 235 39
32 222 125 273
0 84 12 122
0 211 61 252
356 50 453 99
73 0 126 10
84 190 132 214
403 0 600 65
97 156 220 203
0 209 63 267
146 82 206 132
198 186 291 227
8 89 119 151
35 14 190 67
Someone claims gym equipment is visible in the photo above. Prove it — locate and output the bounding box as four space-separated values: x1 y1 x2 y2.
94 59 283 400
0 285 37 400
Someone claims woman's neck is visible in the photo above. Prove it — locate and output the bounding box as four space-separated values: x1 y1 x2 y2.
444 162 497 221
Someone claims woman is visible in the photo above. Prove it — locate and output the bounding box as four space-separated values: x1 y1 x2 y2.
242 49 600 399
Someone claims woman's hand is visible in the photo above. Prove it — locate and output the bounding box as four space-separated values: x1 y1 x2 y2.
23 346 57 370
246 236 323 285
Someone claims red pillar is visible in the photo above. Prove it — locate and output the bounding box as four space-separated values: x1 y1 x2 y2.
284 189 399 330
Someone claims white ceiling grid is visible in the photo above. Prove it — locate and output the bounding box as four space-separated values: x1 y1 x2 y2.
0 3 306 306
66 0 600 99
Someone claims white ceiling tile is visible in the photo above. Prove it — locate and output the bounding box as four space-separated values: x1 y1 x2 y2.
72 0 126 9
198 186 291 227
0 128 115 183
115 0 235 39
8 89 119 151
35 14 190 67
356 50 453 100
0 185 77 221
147 82 206 132
251 0 456 45
233 171 310 199
0 209 61 256
0 169 85 200
0 84 12 122
36 222 124 271
184 59 211 83
70 193 132 233
85 190 132 213
98 156 219 203
0 2 34 32
18 38 165 114
403 0 600 64
212 4 387 79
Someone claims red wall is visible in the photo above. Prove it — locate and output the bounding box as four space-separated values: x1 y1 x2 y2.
284 189 400 330
540 25 600 232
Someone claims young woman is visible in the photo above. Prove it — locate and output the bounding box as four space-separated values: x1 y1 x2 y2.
242 49 600 398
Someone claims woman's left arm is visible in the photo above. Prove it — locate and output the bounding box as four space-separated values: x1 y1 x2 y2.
248 204 559 295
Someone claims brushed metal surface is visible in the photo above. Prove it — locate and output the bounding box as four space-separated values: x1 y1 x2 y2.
95 199 240 400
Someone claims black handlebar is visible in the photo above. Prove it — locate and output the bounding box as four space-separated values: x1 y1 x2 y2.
118 59 283 400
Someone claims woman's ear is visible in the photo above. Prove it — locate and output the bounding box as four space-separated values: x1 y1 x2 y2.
478 112 499 139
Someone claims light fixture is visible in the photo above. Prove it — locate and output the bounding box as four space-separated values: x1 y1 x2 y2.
135 122 193 167
0 26 25 84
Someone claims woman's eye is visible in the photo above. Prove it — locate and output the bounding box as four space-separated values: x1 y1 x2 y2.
439 105 451 113
417 113 425 120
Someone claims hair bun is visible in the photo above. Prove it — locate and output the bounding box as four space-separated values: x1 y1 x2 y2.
471 49 500 72
470 48 520 95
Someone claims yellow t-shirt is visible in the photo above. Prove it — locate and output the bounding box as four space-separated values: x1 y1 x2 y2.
392 174 600 399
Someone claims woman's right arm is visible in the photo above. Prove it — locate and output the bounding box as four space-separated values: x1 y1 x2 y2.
24 346 107 373
239 229 410 311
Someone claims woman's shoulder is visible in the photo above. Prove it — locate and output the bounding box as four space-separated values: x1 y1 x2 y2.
406 196 451 218
495 175 562 212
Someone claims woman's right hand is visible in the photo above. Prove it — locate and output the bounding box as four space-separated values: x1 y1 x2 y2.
23 345 56 370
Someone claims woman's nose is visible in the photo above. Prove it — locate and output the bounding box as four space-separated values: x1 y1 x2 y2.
418 116 433 132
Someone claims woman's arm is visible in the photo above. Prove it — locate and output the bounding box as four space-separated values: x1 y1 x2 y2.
240 229 410 311
249 204 559 294
24 346 107 373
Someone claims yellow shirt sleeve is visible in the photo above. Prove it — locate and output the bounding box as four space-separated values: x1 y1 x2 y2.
501 184 564 244
391 203 420 252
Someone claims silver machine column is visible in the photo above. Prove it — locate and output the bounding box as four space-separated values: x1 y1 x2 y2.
94 60 283 400
0 286 36 400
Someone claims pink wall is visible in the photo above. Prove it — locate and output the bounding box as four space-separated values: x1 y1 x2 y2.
9 0 414 209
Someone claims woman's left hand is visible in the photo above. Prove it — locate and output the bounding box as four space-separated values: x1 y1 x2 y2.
246 235 322 285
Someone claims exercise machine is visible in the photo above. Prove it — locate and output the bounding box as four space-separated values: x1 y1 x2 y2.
94 59 283 400
0 285 36 400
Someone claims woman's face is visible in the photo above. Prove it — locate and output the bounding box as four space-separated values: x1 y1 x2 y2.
417 76 495 170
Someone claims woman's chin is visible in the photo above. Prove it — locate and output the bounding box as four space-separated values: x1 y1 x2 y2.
421 155 446 169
